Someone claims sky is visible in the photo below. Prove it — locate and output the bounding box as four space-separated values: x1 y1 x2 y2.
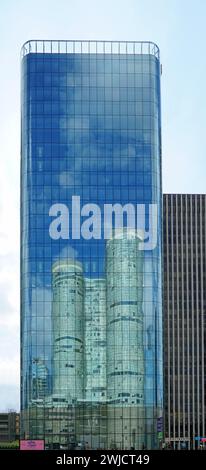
0 0 205 411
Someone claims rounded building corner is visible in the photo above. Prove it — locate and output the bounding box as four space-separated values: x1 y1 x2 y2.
148 41 160 55
21 40 37 59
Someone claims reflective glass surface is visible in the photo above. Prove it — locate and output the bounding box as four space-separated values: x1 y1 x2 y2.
21 41 163 450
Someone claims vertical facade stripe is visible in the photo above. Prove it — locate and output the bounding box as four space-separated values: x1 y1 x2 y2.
164 194 206 449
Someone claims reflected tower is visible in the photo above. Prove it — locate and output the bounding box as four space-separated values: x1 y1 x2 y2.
84 278 106 403
31 358 49 402
52 259 84 403
81 278 107 448
106 229 145 449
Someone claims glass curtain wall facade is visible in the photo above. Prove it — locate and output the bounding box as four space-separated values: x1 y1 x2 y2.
21 40 163 449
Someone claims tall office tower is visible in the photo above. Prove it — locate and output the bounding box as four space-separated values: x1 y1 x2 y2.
106 229 145 449
52 259 84 403
21 40 163 448
84 278 106 403
163 194 206 449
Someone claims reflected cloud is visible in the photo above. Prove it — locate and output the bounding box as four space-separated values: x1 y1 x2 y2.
59 171 75 187
58 245 78 260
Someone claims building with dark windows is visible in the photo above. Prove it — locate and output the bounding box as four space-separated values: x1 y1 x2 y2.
163 194 206 449
21 40 163 449
0 412 20 443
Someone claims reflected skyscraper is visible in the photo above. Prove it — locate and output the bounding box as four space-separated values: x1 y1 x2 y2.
52 259 84 403
31 358 49 401
106 229 145 449
84 278 106 403
83 278 107 449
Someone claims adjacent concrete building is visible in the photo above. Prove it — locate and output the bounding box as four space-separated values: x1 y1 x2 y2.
0 412 20 443
163 194 206 449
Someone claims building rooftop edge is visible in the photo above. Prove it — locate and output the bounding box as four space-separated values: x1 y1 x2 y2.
21 40 160 59
163 193 206 196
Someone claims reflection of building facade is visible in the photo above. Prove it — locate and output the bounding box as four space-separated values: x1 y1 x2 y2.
31 358 49 400
52 260 84 403
21 40 163 449
164 194 206 449
83 278 107 449
106 229 145 449
44 405 76 449
23 402 77 449
84 278 106 403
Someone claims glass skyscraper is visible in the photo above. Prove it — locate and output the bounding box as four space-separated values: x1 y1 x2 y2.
21 40 163 449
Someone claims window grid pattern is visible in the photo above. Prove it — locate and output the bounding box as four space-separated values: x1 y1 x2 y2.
163 194 206 449
21 41 163 450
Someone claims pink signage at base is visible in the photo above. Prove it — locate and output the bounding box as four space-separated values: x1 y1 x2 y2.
20 440 44 450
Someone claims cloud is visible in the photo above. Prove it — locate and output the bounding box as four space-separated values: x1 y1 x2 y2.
59 171 75 187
